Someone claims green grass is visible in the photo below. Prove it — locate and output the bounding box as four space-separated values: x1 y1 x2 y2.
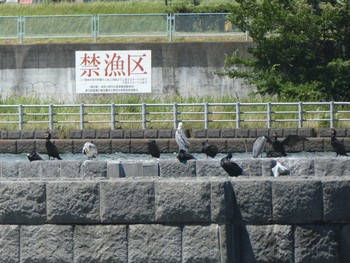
0 1 235 16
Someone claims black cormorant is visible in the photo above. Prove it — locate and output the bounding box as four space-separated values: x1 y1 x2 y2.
331 128 348 156
27 151 43 162
148 140 160 158
201 140 219 158
270 133 308 157
220 153 243 177
45 131 62 160
177 149 196 163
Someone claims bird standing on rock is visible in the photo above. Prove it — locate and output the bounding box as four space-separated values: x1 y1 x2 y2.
331 128 348 156
252 135 272 158
45 131 62 160
148 140 160 158
82 142 98 159
270 133 309 157
201 140 219 158
220 153 243 177
175 122 190 152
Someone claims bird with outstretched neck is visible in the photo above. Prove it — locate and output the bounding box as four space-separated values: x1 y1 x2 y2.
45 131 62 160
331 128 348 156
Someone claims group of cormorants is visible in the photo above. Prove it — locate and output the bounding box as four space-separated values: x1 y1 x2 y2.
26 126 348 177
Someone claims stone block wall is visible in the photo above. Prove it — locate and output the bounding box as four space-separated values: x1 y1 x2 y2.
0 158 349 262
1 128 350 154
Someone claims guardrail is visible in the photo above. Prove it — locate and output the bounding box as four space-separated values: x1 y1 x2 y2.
0 102 349 131
0 13 247 43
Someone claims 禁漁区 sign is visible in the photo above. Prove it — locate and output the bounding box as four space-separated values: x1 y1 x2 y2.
75 50 151 93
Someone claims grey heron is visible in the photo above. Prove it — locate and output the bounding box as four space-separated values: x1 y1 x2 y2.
252 135 271 158
175 122 190 152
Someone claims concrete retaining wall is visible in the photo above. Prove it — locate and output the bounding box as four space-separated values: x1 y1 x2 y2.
0 158 349 262
0 42 255 102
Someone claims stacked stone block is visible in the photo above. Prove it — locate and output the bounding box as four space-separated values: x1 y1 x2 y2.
0 158 349 262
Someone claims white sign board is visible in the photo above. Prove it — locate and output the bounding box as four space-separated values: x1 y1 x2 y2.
75 50 151 93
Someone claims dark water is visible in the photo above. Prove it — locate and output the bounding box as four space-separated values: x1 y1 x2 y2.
0 151 338 162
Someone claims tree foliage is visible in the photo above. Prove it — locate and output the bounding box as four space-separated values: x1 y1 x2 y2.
224 0 350 101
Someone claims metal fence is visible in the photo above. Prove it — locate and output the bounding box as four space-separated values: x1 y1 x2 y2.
0 102 349 131
0 13 247 43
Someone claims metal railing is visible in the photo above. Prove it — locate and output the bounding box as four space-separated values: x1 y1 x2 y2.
0 13 247 43
0 102 349 131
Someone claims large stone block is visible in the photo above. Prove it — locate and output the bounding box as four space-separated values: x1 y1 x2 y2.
0 140 16 154
18 161 42 179
21 225 73 263
272 179 323 223
196 159 227 177
183 225 222 263
232 179 272 223
210 179 234 223
295 225 339 263
41 160 61 179
112 139 131 153
237 225 293 263
100 179 155 223
159 159 196 177
81 160 107 179
74 225 127 263
155 180 211 223
234 158 261 177
128 224 181 263
0 182 46 224
47 182 100 223
323 178 350 222
315 157 350 176
0 225 20 263
1 161 20 179
60 161 83 178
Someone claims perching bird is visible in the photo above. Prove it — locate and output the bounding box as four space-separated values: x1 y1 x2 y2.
27 151 43 162
270 133 308 157
331 128 348 156
45 131 62 160
148 140 160 158
201 140 219 158
271 160 290 177
252 135 272 158
177 149 196 163
220 153 243 177
82 142 98 159
175 122 190 152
